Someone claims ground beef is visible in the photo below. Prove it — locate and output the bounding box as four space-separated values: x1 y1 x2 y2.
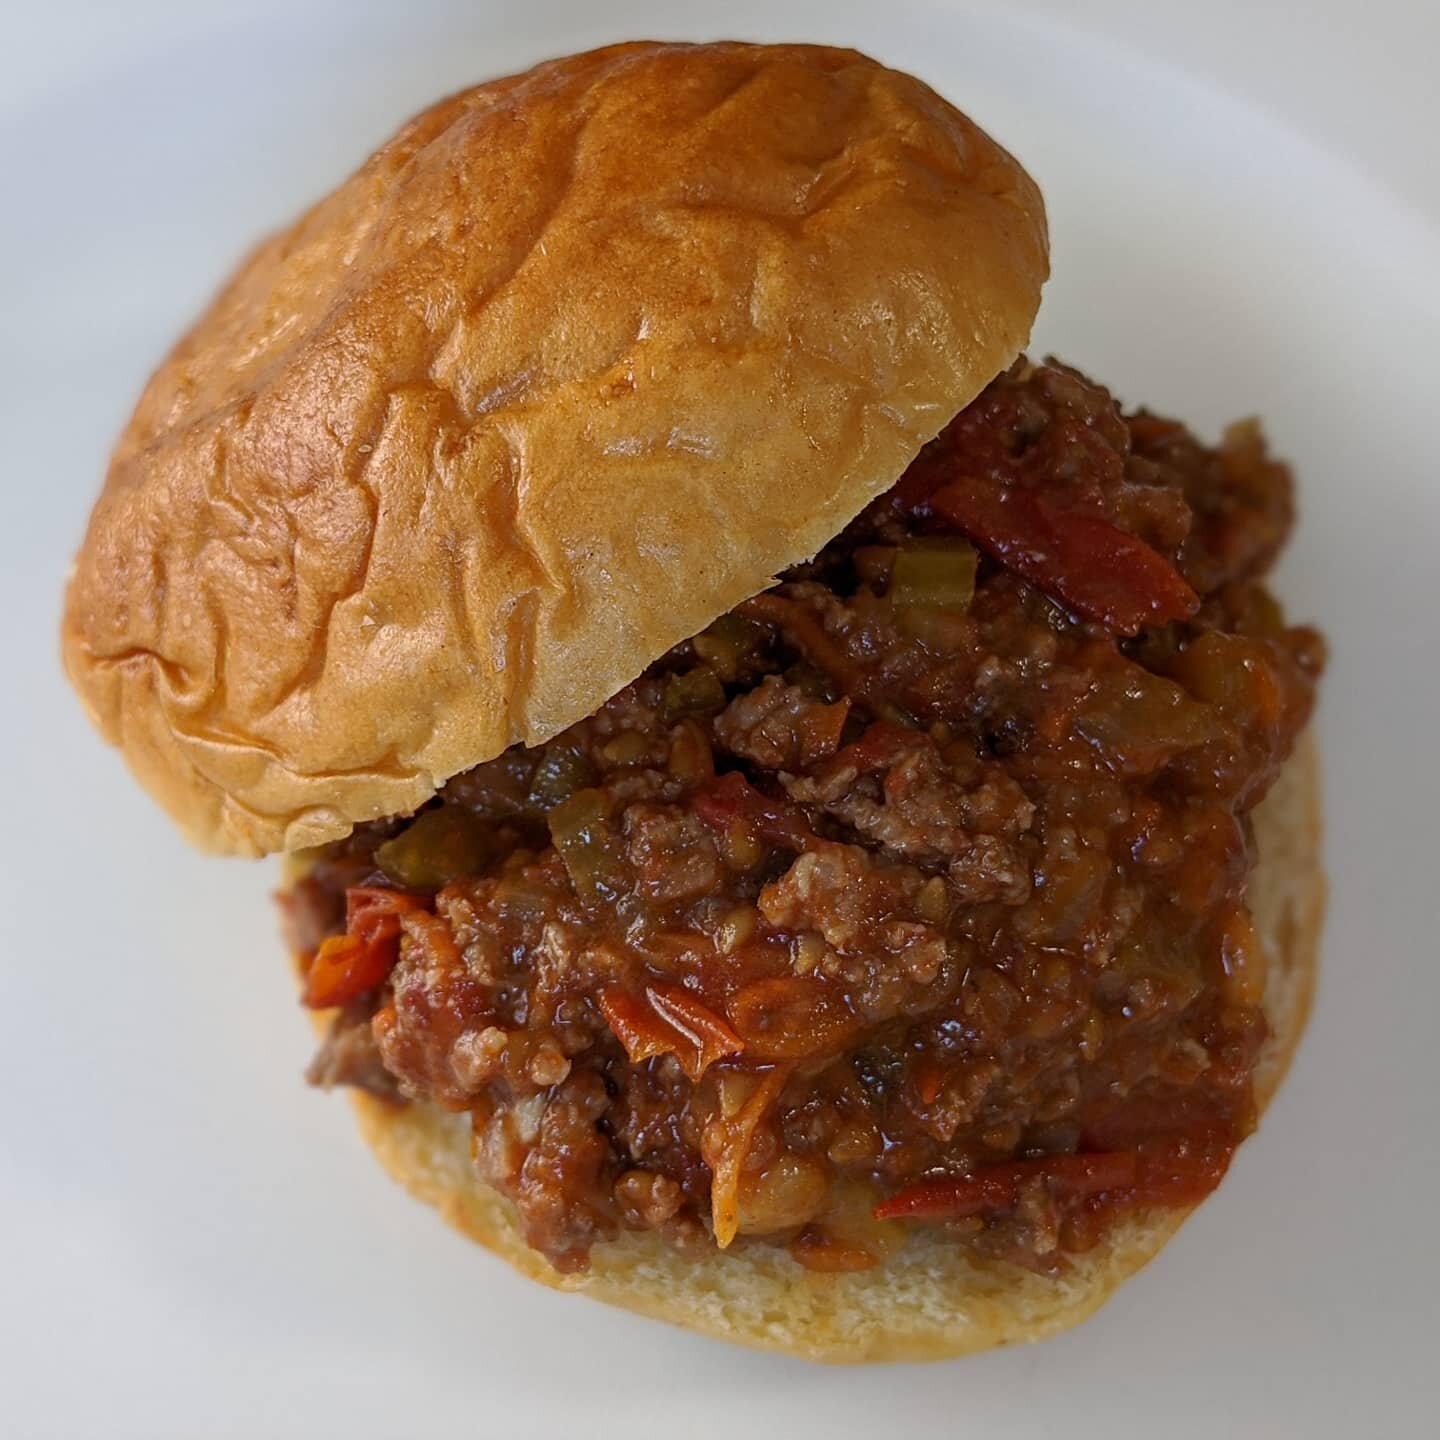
307 1000 403 1102
288 358 1323 1275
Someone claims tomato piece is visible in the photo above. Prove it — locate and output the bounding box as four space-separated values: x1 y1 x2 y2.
873 1152 1138 1222
930 477 1200 635
304 925 400 1009
885 450 952 516
344 885 423 936
692 772 814 850
832 721 917 774
1078 1093 1240 1209
1079 1090 1237 1150
302 887 425 1009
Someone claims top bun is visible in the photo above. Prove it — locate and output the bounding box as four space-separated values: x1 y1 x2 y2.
62 40 1047 856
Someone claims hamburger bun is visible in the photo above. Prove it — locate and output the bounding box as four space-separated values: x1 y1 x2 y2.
61 40 1047 857
316 734 1321 1363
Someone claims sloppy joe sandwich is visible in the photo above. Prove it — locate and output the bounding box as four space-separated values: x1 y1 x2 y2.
62 40 1325 1362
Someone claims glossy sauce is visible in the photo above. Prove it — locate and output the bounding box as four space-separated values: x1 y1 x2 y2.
285 359 1323 1275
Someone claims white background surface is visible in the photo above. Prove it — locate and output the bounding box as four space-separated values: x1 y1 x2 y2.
3 2 1438 1436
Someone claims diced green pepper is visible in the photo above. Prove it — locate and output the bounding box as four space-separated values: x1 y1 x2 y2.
374 807 498 890
526 745 598 810
888 537 978 611
660 665 726 723
1075 667 1226 774
547 788 629 902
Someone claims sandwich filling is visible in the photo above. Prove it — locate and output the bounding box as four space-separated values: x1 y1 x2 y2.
283 359 1322 1275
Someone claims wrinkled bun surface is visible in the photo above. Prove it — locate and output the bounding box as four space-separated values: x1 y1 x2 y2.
63 40 1048 856
334 737 1322 1362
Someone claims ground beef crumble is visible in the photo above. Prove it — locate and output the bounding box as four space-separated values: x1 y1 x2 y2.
284 358 1323 1275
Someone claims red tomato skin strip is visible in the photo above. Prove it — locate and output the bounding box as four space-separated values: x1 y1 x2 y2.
930 478 1199 635
873 1152 1138 1222
303 887 423 1009
304 923 400 1008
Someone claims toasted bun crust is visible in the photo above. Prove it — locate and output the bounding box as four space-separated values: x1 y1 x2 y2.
332 735 1322 1362
62 40 1047 856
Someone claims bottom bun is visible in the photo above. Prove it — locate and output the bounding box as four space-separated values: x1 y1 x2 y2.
331 735 1322 1363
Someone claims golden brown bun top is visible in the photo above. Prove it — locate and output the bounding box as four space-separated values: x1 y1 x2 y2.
62 40 1048 855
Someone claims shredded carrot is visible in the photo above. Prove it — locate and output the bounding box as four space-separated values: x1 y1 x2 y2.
645 984 745 1081
599 984 745 1082
598 988 675 1065
707 1065 792 1248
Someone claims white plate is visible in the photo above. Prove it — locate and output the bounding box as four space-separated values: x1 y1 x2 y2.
3 3 1437 1436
